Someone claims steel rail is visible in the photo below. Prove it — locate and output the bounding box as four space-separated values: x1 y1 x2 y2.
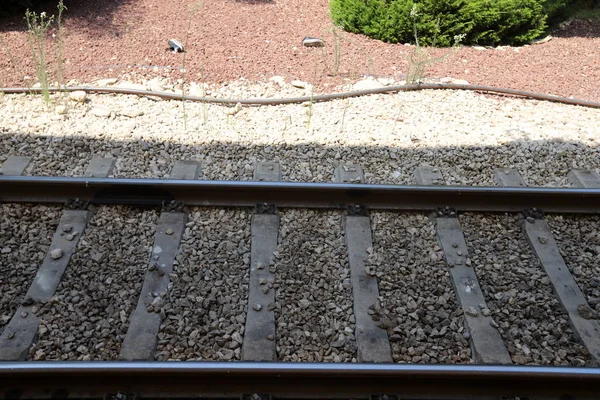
1 362 599 398
0 176 599 213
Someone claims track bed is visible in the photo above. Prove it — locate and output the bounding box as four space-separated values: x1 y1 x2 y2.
0 156 599 399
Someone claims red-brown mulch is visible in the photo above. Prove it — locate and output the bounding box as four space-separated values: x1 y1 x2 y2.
1 0 599 101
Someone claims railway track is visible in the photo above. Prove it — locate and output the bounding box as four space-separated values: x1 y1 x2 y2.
0 155 599 399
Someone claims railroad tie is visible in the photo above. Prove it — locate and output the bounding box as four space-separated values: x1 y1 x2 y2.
0 156 32 176
336 163 392 363
120 160 200 360
241 162 280 361
567 169 600 189
0 157 115 361
415 166 512 364
495 168 600 362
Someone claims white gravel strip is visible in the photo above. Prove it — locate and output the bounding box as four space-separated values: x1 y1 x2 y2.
155 208 251 361
371 212 471 363
0 205 61 335
28 206 157 360
460 213 589 365
275 210 354 362
1 81 599 184
548 215 600 316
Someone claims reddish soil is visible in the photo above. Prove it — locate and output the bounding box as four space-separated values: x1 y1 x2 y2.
1 0 599 101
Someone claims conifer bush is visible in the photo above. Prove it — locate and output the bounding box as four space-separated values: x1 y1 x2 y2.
330 0 556 46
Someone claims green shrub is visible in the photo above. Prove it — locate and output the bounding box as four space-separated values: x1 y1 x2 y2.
331 0 549 46
544 0 575 23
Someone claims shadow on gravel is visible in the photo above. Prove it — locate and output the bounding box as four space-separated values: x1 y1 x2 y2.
0 132 598 187
0 0 141 36
551 17 600 39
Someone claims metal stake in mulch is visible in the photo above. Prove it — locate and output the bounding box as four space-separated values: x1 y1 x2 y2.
167 39 184 53
302 37 324 47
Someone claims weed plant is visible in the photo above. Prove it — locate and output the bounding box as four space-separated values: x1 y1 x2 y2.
306 88 314 131
25 9 54 105
339 100 350 134
324 25 375 78
24 0 66 107
405 5 464 84
331 25 343 76
54 1 66 90
181 1 203 131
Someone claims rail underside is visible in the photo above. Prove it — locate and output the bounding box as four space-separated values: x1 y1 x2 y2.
1 176 600 213
1 362 600 398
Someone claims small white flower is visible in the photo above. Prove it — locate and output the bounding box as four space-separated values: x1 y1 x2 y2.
453 33 466 44
40 12 47 18
410 4 419 19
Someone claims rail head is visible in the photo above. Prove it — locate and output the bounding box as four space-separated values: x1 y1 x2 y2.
1 362 600 398
0 176 599 213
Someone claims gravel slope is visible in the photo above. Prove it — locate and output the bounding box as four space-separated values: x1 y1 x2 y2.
1 84 598 185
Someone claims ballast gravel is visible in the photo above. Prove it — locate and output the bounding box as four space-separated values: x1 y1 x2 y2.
460 213 589 365
155 208 251 361
0 205 61 336
1 80 600 363
547 215 600 316
274 209 354 362
0 80 598 186
28 206 158 360
370 212 471 363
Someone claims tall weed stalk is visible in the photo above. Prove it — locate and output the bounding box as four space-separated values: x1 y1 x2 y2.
406 5 465 84
325 25 374 78
55 1 67 91
25 1 67 107
181 1 202 131
25 9 54 105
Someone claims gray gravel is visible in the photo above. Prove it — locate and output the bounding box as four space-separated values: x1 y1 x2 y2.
3 134 598 186
371 212 471 363
28 206 157 360
155 208 251 361
547 215 600 316
0 205 61 335
2 82 600 364
460 213 589 365
275 210 354 362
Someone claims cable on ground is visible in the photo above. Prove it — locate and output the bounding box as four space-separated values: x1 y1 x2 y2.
1 84 599 109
